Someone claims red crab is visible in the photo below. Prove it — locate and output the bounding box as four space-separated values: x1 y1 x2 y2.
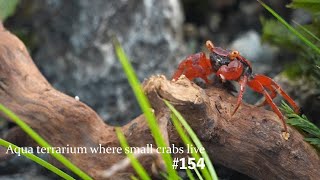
172 40 300 138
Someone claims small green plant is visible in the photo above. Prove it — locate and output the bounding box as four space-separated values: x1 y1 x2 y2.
258 0 320 85
258 0 320 53
286 0 320 14
281 101 320 149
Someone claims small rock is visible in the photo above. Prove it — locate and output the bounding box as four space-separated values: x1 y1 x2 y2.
229 30 278 62
7 0 186 124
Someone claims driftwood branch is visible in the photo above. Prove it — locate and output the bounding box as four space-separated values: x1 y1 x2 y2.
0 24 319 180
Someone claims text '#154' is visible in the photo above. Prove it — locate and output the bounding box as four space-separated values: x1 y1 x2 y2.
172 157 205 170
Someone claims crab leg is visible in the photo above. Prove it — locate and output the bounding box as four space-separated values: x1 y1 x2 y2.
253 74 300 114
256 85 277 107
232 75 248 116
248 78 288 133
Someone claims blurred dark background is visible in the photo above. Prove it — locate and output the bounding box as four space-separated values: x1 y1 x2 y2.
3 0 299 125
0 0 318 179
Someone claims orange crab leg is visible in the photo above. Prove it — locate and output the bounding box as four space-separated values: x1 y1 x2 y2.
248 78 288 133
232 75 248 116
253 74 300 114
256 84 277 107
172 52 212 83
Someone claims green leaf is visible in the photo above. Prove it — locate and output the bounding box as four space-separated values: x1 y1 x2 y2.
193 166 204 180
113 38 179 179
293 20 320 43
281 101 320 138
186 168 195 180
116 128 151 180
257 0 320 55
304 137 320 148
0 139 75 180
170 113 211 180
287 0 320 13
164 100 218 180
287 118 320 138
130 175 140 180
0 0 19 21
260 0 320 85
281 101 320 149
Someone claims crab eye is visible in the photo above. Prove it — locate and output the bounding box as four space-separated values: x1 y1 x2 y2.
229 50 240 60
232 51 239 55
